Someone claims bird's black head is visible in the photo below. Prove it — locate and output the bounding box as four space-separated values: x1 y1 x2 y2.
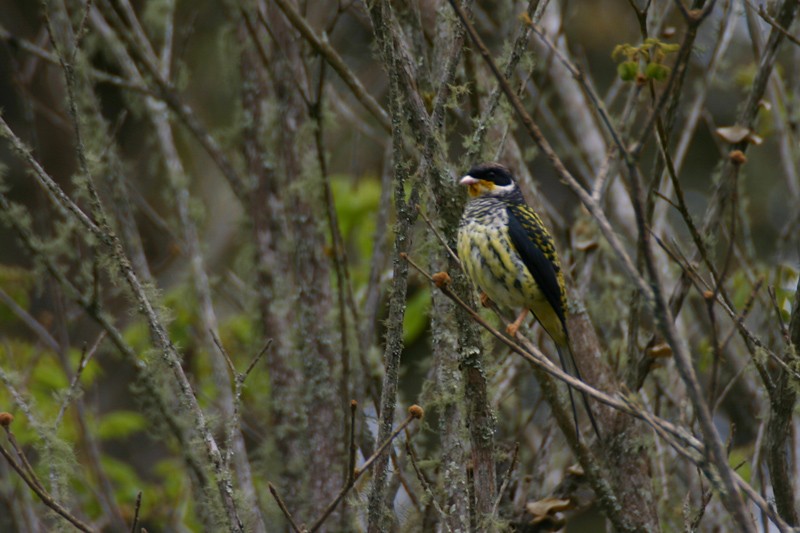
459 163 519 199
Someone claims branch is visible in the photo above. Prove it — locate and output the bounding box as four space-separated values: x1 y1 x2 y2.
0 288 60 352
402 253 793 531
270 0 391 132
750 0 800 47
0 103 245 533
268 483 303 533
448 2 759 527
268 405 424 533
91 1 248 203
0 418 94 533
766 275 800 525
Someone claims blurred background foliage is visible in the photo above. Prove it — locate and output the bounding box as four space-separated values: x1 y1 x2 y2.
0 0 798 531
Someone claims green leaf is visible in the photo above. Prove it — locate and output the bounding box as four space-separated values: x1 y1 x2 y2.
100 455 143 492
123 320 150 352
617 61 638 81
97 411 148 440
32 357 69 391
728 447 752 483
645 62 670 81
0 264 35 325
403 288 431 343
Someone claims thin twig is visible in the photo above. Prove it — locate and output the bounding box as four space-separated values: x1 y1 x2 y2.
54 331 106 428
71 0 94 62
210 330 237 377
0 428 93 532
347 400 357 486
750 0 800 47
705 293 722 407
492 442 520 517
405 436 451 531
401 251 792 531
5 428 45 494
243 339 272 381
0 288 60 352
768 286 790 343
130 491 142 533
268 483 303 533
417 207 462 270
307 407 423 533
270 0 391 131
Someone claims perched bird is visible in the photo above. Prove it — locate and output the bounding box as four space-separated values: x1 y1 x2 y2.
456 162 600 441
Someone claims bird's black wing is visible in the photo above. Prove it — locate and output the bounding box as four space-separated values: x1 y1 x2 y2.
505 204 566 324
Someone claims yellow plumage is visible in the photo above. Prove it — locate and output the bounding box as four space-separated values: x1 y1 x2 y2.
457 162 600 441
457 164 567 344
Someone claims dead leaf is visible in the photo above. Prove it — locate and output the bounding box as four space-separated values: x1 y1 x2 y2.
715 125 762 145
572 220 598 252
526 497 574 528
566 464 584 477
647 342 673 359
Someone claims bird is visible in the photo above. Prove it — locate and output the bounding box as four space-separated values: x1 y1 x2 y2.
456 162 600 441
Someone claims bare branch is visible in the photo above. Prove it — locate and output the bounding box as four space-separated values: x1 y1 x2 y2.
0 423 93 533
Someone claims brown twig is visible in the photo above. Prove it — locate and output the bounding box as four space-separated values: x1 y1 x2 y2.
0 288 60 352
417 207 462 270
401 252 792 531
750 0 800 47
271 0 391 132
768 286 790 343
491 442 520 517
210 330 238 377
130 491 142 533
268 483 303 533
347 400 357 486
243 340 272 381
0 425 94 532
0 87 246 533
54 331 106 428
405 436 451 530
306 406 423 532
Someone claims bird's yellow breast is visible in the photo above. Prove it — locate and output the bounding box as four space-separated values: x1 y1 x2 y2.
457 199 567 344
457 213 542 310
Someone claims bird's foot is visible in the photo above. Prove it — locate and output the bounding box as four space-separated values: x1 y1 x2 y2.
506 309 529 337
479 292 492 308
505 322 520 337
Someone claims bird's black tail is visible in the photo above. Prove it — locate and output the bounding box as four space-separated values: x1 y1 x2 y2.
556 342 602 443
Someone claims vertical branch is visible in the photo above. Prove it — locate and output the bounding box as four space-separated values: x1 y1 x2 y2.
257 3 345 523
364 125 419 533
0 113 246 533
365 1 502 524
766 275 800 526
429 289 470 532
361 7 425 529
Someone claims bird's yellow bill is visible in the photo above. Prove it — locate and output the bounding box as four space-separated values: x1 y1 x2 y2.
459 175 495 197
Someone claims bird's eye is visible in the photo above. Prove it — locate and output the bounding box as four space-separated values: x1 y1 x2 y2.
494 173 511 186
